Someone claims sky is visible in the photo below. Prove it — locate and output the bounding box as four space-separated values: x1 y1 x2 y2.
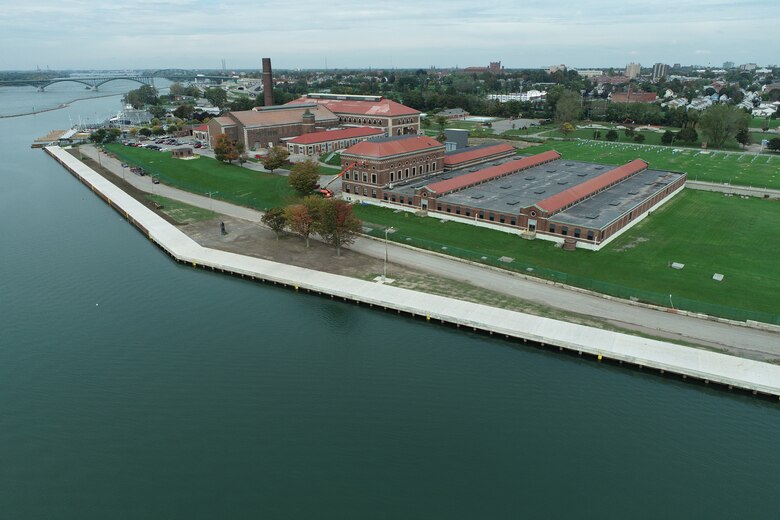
0 0 777 71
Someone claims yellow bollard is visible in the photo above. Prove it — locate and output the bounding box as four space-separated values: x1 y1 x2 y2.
294 285 298 291
426 314 430 321
598 354 603 361
192 261 196 267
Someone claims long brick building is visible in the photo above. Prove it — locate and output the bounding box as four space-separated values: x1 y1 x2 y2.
340 136 686 250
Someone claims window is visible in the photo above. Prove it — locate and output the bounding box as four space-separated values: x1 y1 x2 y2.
371 189 377 198
344 184 350 193
446 206 451 213
405 168 409 178
412 167 416 176
389 171 394 182
561 226 568 236
499 216 505 223
574 228 581 238
437 204 442 211
549 224 556 233
391 195 396 202
465 209 471 217
371 173 377 184
456 207 461 215
383 193 388 200
344 172 350 180
510 218 516 225
478 211 484 219
587 231 594 240
362 173 368 182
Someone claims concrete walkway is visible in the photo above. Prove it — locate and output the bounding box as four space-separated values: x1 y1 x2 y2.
46 145 780 397
80 145 780 359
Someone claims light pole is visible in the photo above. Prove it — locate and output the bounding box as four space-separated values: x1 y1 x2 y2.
206 191 219 210
383 227 394 282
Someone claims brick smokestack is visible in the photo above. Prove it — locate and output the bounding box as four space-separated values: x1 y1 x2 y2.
262 58 274 106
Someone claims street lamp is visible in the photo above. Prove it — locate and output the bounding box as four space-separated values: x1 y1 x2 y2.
383 227 394 282
206 191 219 210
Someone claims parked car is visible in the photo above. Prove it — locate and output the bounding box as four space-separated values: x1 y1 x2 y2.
152 177 160 184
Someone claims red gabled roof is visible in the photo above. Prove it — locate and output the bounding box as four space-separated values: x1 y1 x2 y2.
342 135 443 158
535 159 648 214
194 124 208 131
427 150 561 195
444 143 516 166
286 96 420 117
287 127 384 145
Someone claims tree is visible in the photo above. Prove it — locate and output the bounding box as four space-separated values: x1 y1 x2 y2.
147 104 167 119
554 89 581 124
735 128 752 149
285 196 321 247
605 129 618 141
173 104 194 120
633 133 646 143
560 122 575 136
263 146 289 172
261 207 287 239
767 137 780 152
699 104 749 149
288 160 321 195
204 87 228 109
661 130 674 145
214 134 240 163
677 127 698 144
316 199 362 256
434 114 448 132
138 127 152 137
624 126 636 138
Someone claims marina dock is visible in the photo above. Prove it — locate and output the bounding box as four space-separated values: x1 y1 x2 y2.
45 145 780 399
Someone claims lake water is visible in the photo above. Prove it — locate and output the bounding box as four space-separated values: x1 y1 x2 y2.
0 83 778 519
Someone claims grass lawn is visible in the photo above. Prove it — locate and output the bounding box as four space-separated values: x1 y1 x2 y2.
147 195 216 223
749 116 776 129
354 190 780 321
519 140 780 189
105 144 299 210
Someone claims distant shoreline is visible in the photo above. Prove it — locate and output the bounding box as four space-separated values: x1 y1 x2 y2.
0 92 122 119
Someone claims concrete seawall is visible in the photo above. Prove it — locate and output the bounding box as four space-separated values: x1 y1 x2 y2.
45 146 780 399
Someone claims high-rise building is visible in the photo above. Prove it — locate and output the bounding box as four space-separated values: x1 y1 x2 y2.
652 63 670 82
723 61 735 69
625 62 641 79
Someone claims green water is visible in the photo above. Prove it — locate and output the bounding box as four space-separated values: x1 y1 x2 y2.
1 87 778 519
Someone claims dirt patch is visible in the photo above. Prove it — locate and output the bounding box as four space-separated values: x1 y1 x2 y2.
613 236 649 252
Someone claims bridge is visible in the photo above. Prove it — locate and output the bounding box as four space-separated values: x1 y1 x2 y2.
0 70 236 91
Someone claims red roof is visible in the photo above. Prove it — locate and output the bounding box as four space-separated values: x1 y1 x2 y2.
287 127 384 145
287 95 420 117
610 92 658 103
535 159 648 214
194 124 208 131
444 143 516 166
426 150 561 195
342 136 443 158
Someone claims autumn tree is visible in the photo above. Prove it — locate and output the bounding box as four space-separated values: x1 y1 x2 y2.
261 207 287 239
285 196 322 247
214 134 240 163
560 122 575 136
288 160 320 195
316 199 362 256
263 145 289 172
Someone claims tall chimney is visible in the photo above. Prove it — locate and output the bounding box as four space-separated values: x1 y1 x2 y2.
262 58 274 107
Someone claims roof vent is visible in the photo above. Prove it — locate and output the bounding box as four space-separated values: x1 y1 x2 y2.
547 169 556 173
500 184 512 189
470 194 484 200
534 189 546 194
577 173 588 177
506 201 520 206
525 176 536 180
557 181 568 185
595 166 604 170
628 190 639 195
609 201 621 206
586 214 600 219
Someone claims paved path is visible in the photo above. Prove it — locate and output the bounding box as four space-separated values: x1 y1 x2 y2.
81 145 780 359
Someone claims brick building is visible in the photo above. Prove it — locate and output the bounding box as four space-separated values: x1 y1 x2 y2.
443 143 516 171
206 104 339 150
286 93 421 136
342 148 686 250
287 127 385 157
340 135 445 199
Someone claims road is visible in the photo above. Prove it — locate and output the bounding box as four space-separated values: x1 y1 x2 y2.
80 144 780 359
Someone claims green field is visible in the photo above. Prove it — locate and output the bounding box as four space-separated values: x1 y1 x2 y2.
105 144 298 209
520 140 779 189
147 195 217 223
355 190 780 321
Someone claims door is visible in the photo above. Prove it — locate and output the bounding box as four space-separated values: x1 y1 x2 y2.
528 219 537 232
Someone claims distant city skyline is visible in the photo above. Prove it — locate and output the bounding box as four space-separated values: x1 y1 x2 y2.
0 0 777 71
